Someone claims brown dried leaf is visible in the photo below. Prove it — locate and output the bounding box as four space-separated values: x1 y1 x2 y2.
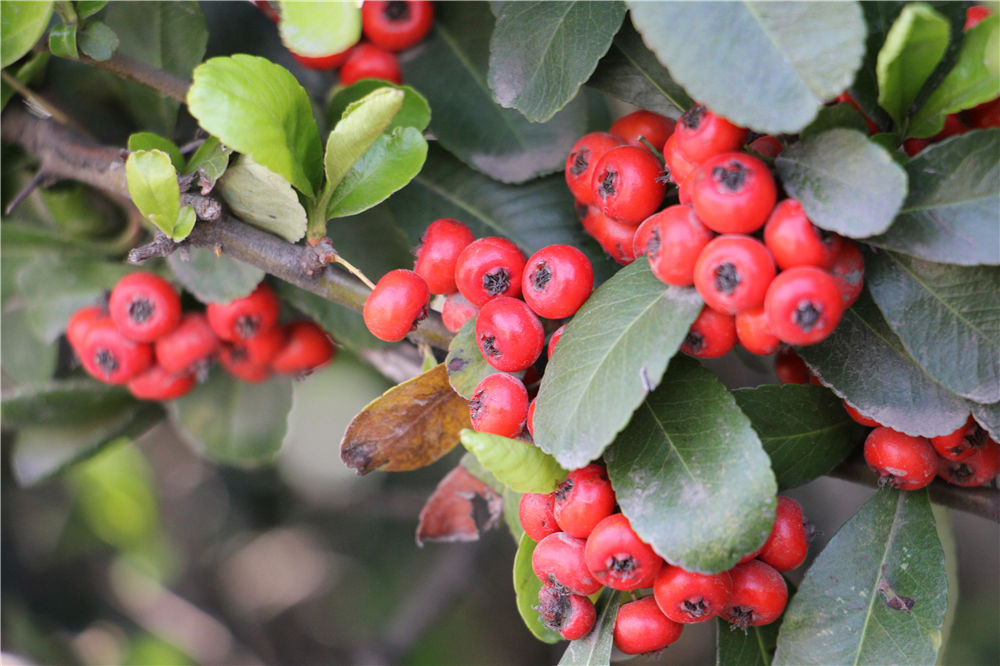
416 464 503 546
340 363 471 474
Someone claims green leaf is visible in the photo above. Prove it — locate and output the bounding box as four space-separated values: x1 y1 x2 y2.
2 379 136 428
183 136 232 193
75 1 108 19
168 369 293 466
773 488 947 665
77 20 118 61
867 251 1000 404
717 616 780 666
1 304 58 385
326 80 431 133
324 87 404 193
445 317 506 400
626 1 865 133
327 128 427 218
513 534 562 644
166 246 264 306
187 54 322 197
128 132 183 171
797 290 970 438
277 0 360 57
605 356 777 574
534 261 702 471
0 50 49 111
775 129 908 237
1 1 54 68
125 149 196 242
557 589 621 666
909 14 1000 137
585 20 693 115
732 384 866 491
799 103 871 140
488 1 627 123
274 281 390 352
400 1 589 183
863 130 1000 265
215 154 308 243
48 23 79 59
459 429 566 494
876 3 950 128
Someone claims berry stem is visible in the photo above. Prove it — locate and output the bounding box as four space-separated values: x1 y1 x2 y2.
334 256 376 290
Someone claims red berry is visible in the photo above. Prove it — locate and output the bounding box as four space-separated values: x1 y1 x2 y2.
591 145 666 226
735 307 780 356
937 440 1000 487
66 304 106 352
414 218 475 294
536 583 596 641
763 199 842 270
218 345 273 383
253 0 281 23
565 132 624 206
155 312 220 375
774 347 811 384
519 492 559 542
613 596 683 655
271 321 336 374
361 0 434 51
339 42 402 86
933 113 969 141
693 235 776 314
584 513 663 591
748 135 784 159
864 427 938 491
291 48 351 71
662 133 699 186
553 463 616 539
531 532 602 595
966 4 992 29
127 364 196 401
469 372 529 437
108 272 182 343
653 564 733 624
765 266 844 345
454 237 527 307
577 203 637 265
225 324 287 367
758 496 809 572
641 204 715 287
521 245 594 319
931 416 983 462
673 104 748 164
363 269 430 342
690 152 777 235
609 110 676 152
681 305 737 358
526 397 537 438
964 97 1000 129
827 239 865 309
903 137 932 156
206 282 281 342
441 292 478 333
722 560 788 628
843 399 881 428
79 316 153 384
475 296 544 373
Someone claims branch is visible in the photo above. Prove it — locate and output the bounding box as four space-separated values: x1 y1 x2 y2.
38 45 190 102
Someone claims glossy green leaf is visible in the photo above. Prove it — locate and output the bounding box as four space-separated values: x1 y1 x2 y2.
75 1 107 19
773 488 947 665
401 2 589 183
732 384 866 491
627 1 865 133
183 136 232 193
488 1 626 122
327 126 427 218
799 103 871 140
605 356 777 574
969 399 1000 441
167 246 264 306
48 23 79 59
513 534 562 644
1 304 58 384
125 149 196 242
502 487 524 544
187 54 322 197
876 3 950 127
797 290 970 438
909 14 1000 137
2 379 135 428
558 589 621 666
460 429 566 494
1 1 54 68
215 154 308 243
274 281 390 352
277 0 360 58
324 87 404 193
128 132 183 171
864 130 1000 265
77 20 118 61
847 2 906 131
169 369 293 466
867 251 1000 403
775 129 908 237
534 261 702 471
586 20 693 115
326 80 431 133
445 317 504 400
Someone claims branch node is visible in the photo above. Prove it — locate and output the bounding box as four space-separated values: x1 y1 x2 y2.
181 193 223 221
301 237 339 276
128 231 178 264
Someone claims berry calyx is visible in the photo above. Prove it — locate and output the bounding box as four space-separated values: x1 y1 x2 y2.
722 560 788 629
454 237 527 307
764 266 844 345
469 372 529 437
108 272 182 342
690 152 777 235
521 244 594 320
361 0 434 52
584 513 663 591
673 104 748 164
591 145 666 226
930 416 983 461
653 564 734 624
536 583 596 641
80 316 154 384
693 235 776 314
681 306 737 358
475 296 544 373
565 133 624 206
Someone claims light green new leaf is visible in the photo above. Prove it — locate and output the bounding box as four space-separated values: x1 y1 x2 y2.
216 154 308 243
324 87 404 193
876 3 950 127
1 1 54 68
187 54 323 197
77 20 118 61
278 0 361 58
125 150 196 241
460 429 566 494
327 126 427 218
128 132 183 171
183 136 232 193
327 80 431 133
48 23 79 59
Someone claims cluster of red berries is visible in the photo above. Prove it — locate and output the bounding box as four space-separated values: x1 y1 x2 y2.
66 274 335 401
519 464 810 652
565 103 865 361
260 0 434 86
364 218 595 437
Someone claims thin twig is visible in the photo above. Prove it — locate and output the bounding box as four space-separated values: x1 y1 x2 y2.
38 45 191 102
4 169 51 214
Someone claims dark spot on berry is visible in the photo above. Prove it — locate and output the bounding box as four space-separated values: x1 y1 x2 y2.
469 390 486 423
569 148 590 176
482 268 511 297
447 357 467 372
949 463 973 483
794 301 822 331
236 314 261 339
967 424 988 449
535 582 572 630
681 598 710 619
684 331 705 354
681 103 706 130
606 554 637 575
712 161 748 192
128 297 154 324
410 304 428 331
727 606 754 632
480 335 500 359
598 169 617 198
384 0 409 21
655 168 673 184
554 478 573 502
713 262 741 295
813 225 837 247
647 228 661 259
94 348 119 377
531 261 552 292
